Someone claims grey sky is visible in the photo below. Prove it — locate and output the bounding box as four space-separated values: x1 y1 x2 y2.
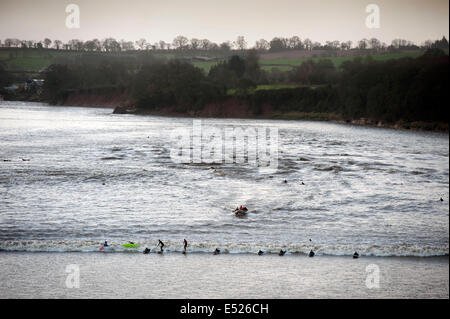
0 0 448 46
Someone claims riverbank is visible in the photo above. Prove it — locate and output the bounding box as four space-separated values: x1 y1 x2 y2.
114 103 449 133
0 252 448 298
3 95 447 132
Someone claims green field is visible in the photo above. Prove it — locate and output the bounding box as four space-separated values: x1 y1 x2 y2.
260 51 428 71
226 84 313 95
0 48 444 75
191 61 218 73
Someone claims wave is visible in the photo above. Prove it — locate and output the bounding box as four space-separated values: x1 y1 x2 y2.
0 240 448 257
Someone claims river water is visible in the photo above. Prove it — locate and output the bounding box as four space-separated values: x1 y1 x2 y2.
0 101 448 256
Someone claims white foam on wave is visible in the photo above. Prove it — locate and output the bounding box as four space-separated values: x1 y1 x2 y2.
0 240 448 257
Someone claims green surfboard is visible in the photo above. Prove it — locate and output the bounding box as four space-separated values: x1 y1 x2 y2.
122 243 140 248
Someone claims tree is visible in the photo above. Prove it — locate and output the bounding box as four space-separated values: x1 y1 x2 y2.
0 65 13 87
219 41 231 51
84 40 97 51
133 60 222 111
120 40 134 51
200 39 212 50
255 39 269 51
288 36 302 49
423 40 433 49
53 40 63 50
102 38 120 52
68 39 84 51
434 36 449 49
358 38 369 49
269 37 285 51
4 38 20 48
369 38 381 50
233 36 247 50
303 38 312 51
228 55 246 77
92 39 101 51
190 38 201 50
136 38 147 50
244 49 261 83
172 35 189 50
341 41 352 50
43 38 52 49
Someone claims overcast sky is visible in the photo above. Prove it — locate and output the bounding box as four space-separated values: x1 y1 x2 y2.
0 0 448 46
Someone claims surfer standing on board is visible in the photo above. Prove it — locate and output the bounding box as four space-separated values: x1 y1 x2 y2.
157 239 165 252
183 239 188 252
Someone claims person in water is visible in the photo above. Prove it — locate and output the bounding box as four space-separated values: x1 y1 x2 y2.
353 251 359 259
157 240 164 252
258 250 264 256
214 248 220 255
309 250 315 257
104 241 109 247
183 239 188 252
279 249 286 256
143 248 150 254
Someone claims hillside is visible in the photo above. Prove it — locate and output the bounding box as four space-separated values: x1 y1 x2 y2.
0 47 435 74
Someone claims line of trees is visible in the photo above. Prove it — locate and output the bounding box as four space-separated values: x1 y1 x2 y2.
1 36 448 52
39 47 448 127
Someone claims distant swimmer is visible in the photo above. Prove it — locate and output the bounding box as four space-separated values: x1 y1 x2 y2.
258 250 264 256
301 181 305 185
284 180 288 183
214 248 220 255
440 197 444 202
157 240 165 252
183 239 188 252
353 251 359 259
309 250 315 257
279 250 286 256
100 241 109 251
143 248 150 254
